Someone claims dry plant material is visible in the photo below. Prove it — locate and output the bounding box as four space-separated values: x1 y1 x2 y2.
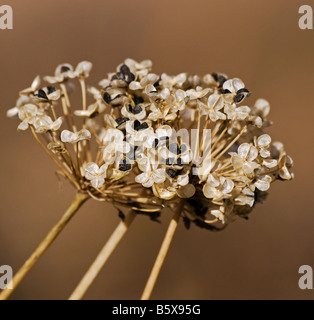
2 59 294 300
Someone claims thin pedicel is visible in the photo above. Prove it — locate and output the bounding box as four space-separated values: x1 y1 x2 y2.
2 59 293 300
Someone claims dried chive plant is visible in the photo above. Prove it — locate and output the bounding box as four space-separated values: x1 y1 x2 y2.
1 59 293 300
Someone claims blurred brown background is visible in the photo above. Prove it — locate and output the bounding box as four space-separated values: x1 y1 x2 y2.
0 0 313 300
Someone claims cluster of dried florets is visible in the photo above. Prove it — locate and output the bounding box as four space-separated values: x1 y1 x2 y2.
7 59 293 228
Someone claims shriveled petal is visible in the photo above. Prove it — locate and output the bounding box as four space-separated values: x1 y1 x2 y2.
177 184 195 198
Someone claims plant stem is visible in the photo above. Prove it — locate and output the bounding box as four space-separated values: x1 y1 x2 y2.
0 192 89 301
69 210 136 300
141 200 184 300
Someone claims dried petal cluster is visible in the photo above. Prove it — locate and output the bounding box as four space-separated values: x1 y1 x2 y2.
8 59 293 228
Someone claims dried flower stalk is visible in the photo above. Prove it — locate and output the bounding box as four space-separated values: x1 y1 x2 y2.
3 58 294 299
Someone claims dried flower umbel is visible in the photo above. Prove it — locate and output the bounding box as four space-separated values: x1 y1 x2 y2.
2 59 293 300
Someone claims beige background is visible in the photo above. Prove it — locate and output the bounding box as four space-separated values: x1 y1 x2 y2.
0 0 314 300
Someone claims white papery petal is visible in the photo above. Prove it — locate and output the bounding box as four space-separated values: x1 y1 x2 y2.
142 177 154 188
85 162 99 176
248 146 258 161
263 159 277 168
18 104 38 121
52 117 63 131
175 89 186 101
257 134 271 147
222 79 234 93
255 179 270 191
76 61 93 77
238 143 251 159
135 172 148 184
61 130 74 142
254 99 270 118
129 81 142 90
74 110 91 117
203 184 219 199
31 75 41 90
210 209 225 223
160 88 170 100
7 107 19 118
48 90 61 101
177 174 189 186
17 120 29 131
222 179 234 194
153 169 166 183
208 93 221 108
243 162 255 175
137 157 150 172
99 164 108 176
232 78 245 92
207 174 220 187
91 177 104 188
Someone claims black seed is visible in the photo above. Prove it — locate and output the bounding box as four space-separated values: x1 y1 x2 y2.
133 96 144 105
237 88 249 94
152 138 159 148
103 92 111 103
47 86 56 94
166 169 177 178
36 89 48 99
90 111 99 118
120 64 130 74
111 74 119 81
131 105 142 115
211 73 218 82
118 65 135 84
133 120 141 131
220 89 231 94
217 75 227 88
119 159 131 171
133 120 148 131
154 78 161 87
61 66 70 73
233 93 245 103
116 117 129 127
